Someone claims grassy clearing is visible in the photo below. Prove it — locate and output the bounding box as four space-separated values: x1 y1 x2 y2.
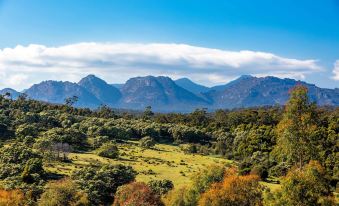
44 142 284 191
45 142 232 187
260 181 281 191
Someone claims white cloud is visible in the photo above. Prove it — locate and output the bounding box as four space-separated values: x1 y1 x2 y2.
332 60 339 80
0 42 322 90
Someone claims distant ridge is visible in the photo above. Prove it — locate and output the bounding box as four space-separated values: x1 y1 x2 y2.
0 88 20 100
120 76 209 112
24 80 102 108
1 75 338 112
78 75 122 106
210 75 253 92
205 75 339 108
175 78 210 94
111 83 124 89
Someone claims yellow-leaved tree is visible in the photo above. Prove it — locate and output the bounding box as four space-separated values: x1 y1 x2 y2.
274 85 318 169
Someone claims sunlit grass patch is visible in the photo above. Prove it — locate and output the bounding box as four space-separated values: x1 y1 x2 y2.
45 142 231 187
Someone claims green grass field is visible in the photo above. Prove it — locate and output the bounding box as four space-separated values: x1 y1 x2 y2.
45 142 232 187
44 142 284 190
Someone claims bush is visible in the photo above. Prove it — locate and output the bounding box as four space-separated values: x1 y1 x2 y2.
15 124 39 138
197 145 210 155
72 164 136 205
113 182 164 206
96 143 119 159
181 144 197 154
199 167 263 206
164 164 227 206
42 128 87 149
250 165 269 180
264 161 335 206
148 179 174 196
163 186 190 206
21 158 45 183
0 123 10 139
0 142 44 187
169 125 209 143
139 136 156 148
268 162 290 177
92 135 110 149
38 179 89 206
0 189 25 206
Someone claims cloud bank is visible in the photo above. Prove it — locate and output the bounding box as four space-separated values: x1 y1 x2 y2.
0 42 322 90
332 60 339 80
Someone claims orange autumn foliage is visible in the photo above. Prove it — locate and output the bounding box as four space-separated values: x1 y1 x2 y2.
0 189 25 206
113 182 164 206
198 168 263 206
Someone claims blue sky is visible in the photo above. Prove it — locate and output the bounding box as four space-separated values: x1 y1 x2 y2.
0 0 338 90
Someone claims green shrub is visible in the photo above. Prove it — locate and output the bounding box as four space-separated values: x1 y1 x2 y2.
148 179 174 195
72 164 136 205
92 135 110 149
264 161 335 206
38 178 89 206
181 144 197 154
250 165 268 180
139 136 156 148
96 143 119 159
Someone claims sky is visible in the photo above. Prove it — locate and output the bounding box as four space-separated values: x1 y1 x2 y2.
0 0 338 90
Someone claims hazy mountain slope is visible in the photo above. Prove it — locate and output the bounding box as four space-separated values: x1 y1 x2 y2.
175 78 210 94
0 88 21 100
120 76 209 111
25 80 102 108
206 76 339 108
210 75 253 92
78 75 122 106
4 75 338 111
111 84 124 89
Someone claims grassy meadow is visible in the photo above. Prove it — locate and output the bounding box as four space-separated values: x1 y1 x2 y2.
45 142 233 187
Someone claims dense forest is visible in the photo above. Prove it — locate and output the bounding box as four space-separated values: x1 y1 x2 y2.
0 85 337 206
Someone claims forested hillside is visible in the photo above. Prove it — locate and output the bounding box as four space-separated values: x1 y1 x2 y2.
0 86 337 205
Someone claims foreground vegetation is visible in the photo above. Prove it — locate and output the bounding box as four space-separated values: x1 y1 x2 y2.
0 86 337 205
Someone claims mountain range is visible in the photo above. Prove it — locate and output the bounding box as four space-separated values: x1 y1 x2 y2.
1 75 338 112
